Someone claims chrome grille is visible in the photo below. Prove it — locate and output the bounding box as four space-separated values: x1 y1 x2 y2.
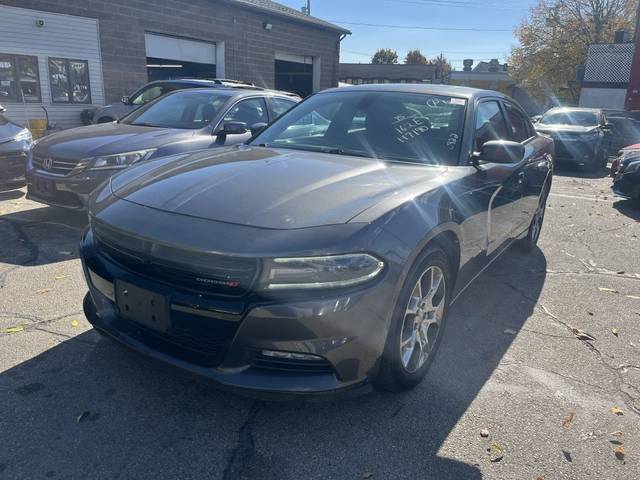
32 155 83 175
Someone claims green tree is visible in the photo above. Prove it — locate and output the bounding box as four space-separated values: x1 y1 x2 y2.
405 49 428 65
432 53 452 81
371 48 399 65
509 0 637 104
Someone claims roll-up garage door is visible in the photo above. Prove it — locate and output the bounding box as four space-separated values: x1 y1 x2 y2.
145 34 216 81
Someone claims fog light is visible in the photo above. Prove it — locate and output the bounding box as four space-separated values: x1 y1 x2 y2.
88 268 115 301
261 350 322 361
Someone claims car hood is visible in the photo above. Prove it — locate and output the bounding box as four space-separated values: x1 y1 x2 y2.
108 146 450 229
33 123 197 159
535 124 599 135
0 117 26 144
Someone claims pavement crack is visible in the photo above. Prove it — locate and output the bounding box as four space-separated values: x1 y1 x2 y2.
222 401 263 480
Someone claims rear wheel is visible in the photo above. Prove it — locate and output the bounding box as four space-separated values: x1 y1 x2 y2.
375 247 451 392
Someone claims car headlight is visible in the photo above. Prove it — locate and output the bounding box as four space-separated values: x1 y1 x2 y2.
13 128 32 143
262 254 384 290
88 149 156 170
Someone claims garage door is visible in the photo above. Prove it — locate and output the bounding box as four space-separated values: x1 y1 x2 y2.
275 53 313 97
145 34 216 81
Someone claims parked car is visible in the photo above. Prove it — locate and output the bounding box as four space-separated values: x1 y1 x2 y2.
612 144 640 202
80 84 553 397
0 104 32 192
602 110 640 154
91 78 263 124
26 87 300 209
535 107 611 171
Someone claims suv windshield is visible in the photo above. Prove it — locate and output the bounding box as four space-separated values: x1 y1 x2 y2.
252 90 467 165
121 91 229 129
540 110 599 127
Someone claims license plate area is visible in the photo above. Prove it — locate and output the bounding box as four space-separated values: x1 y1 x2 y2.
115 281 170 333
32 178 57 197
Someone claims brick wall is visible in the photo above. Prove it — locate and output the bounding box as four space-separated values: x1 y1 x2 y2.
1 0 342 103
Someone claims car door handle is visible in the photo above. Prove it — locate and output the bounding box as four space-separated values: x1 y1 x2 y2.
517 172 525 184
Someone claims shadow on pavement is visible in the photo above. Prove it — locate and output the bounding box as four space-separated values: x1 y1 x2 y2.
0 189 24 201
0 247 546 479
0 206 87 266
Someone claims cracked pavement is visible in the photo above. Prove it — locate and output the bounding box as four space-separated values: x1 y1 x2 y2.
1 166 639 479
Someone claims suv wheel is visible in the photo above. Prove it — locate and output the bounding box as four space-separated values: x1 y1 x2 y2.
375 246 451 392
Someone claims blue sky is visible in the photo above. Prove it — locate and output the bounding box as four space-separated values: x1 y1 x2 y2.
278 0 539 69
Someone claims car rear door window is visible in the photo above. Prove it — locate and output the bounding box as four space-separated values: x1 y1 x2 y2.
475 101 509 150
224 98 269 126
504 103 532 143
131 85 171 106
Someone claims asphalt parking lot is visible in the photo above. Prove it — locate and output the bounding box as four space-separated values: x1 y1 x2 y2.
1 166 639 480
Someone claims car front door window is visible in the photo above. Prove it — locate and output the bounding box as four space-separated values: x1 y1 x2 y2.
224 98 268 127
474 101 509 151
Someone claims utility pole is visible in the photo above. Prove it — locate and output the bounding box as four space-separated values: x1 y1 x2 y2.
302 0 311 15
625 0 640 110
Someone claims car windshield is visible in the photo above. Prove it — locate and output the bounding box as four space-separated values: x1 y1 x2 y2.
120 91 229 129
251 90 467 165
540 111 599 127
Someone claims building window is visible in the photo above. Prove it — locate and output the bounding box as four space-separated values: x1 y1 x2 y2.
0 53 41 102
48 58 91 104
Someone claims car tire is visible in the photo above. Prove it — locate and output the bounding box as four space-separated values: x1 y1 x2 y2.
374 246 452 392
520 181 550 251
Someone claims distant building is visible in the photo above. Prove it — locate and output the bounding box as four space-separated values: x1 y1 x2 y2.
579 41 634 110
339 63 439 85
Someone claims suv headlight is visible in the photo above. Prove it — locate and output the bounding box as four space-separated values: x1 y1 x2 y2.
262 254 384 290
13 128 32 143
88 149 156 170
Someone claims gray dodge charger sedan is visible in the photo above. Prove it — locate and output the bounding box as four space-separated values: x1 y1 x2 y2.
80 84 554 397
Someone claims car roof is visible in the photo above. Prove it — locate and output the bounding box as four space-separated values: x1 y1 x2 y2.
321 83 510 100
163 87 300 99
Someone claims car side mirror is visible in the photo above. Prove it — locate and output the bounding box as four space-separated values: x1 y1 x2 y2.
121 96 130 105
473 140 525 167
0 104 5 113
222 121 248 135
250 122 268 136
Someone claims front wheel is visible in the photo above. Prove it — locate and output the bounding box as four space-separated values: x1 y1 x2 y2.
375 247 451 392
520 182 550 251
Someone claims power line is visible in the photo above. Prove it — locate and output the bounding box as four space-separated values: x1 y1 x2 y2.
328 20 512 32
383 0 523 9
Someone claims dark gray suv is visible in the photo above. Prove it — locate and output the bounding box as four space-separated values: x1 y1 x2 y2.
26 87 299 209
81 84 553 397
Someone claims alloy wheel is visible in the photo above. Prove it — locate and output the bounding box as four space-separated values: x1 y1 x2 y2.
399 266 446 373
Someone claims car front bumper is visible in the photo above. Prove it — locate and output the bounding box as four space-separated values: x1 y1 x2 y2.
0 139 30 191
552 139 601 163
79 228 397 398
25 158 111 209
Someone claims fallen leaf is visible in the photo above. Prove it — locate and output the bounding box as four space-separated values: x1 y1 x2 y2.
71 319 79 328
562 412 575 428
77 411 90 423
610 431 623 437
562 450 572 462
54 275 67 281
614 446 625 461
611 328 620 337
490 455 503 463
587 311 594 316
611 406 624 416
0 325 24 334
36 288 51 295
480 429 490 438
599 287 619 294
570 327 596 342
491 442 504 453
503 328 517 335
